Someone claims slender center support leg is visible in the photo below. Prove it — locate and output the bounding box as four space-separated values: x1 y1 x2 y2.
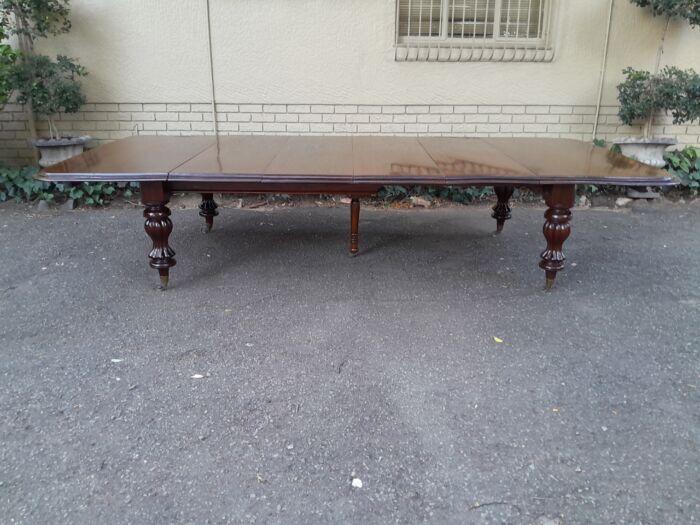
492 185 514 233
141 182 176 289
199 193 219 233
350 198 360 255
539 184 575 289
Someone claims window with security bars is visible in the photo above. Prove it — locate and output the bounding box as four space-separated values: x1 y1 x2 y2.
395 0 555 62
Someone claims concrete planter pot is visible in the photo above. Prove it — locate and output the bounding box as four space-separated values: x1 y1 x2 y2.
613 137 677 199
612 137 677 168
31 136 91 168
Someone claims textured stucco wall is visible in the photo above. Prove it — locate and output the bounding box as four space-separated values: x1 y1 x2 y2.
40 0 213 102
3 0 700 165
36 0 700 105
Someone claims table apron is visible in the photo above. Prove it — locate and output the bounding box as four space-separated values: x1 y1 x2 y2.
163 181 553 196
166 181 383 195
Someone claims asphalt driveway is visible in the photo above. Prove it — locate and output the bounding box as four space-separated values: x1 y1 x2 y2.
1 200 698 524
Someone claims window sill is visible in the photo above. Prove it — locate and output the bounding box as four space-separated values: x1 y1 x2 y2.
394 44 555 62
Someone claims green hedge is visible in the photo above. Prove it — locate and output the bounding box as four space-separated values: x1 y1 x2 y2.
665 146 700 195
0 166 137 205
378 185 493 204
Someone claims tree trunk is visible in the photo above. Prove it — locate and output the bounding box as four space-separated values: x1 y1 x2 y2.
648 16 672 139
13 9 39 160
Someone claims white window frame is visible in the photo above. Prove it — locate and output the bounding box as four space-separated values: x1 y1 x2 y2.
394 0 556 62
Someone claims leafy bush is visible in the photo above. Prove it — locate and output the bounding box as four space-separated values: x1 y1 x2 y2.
629 0 700 27
0 0 71 44
0 26 18 106
665 146 700 194
1 0 87 140
0 165 138 205
60 181 116 206
378 185 493 204
7 54 86 139
0 165 54 201
618 66 700 126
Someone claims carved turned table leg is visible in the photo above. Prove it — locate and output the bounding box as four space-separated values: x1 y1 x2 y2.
350 198 360 255
492 185 514 233
141 182 176 289
199 193 219 233
540 184 575 289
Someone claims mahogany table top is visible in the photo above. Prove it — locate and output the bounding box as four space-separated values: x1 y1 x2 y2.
40 135 676 186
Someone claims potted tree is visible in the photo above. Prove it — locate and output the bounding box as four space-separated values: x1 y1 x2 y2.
615 65 700 168
613 0 700 198
1 0 90 166
8 53 89 167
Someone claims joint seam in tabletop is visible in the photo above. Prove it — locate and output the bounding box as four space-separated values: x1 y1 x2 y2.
262 137 352 184
417 137 539 185
165 137 242 182
260 137 329 184
172 137 294 182
477 138 541 183
39 136 218 183
414 139 449 186
484 137 574 182
390 147 529 185
483 137 675 186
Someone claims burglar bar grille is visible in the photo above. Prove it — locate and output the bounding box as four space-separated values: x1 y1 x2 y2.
395 0 555 62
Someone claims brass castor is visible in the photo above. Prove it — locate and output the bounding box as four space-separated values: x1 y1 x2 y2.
544 270 557 290
159 270 170 290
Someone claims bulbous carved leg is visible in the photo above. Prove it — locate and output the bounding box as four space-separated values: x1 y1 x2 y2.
199 193 219 233
350 198 360 255
492 185 514 233
539 185 575 289
144 204 176 289
141 182 176 289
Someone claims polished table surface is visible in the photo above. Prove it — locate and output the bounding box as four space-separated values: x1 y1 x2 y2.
41 135 676 186
38 135 677 290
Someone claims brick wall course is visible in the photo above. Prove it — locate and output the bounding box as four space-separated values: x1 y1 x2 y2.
1 103 698 166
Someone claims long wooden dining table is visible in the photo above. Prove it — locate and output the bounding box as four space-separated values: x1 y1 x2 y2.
40 135 676 289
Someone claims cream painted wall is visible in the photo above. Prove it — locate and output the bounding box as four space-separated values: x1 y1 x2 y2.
34 0 700 105
40 0 213 101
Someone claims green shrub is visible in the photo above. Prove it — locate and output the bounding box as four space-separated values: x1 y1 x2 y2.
60 181 115 206
0 26 18 106
7 54 87 139
618 66 700 127
0 165 54 201
0 0 71 44
665 146 700 194
1 0 86 140
0 165 138 205
629 0 700 27
378 185 493 204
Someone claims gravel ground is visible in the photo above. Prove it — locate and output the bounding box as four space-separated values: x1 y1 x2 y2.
0 199 698 524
